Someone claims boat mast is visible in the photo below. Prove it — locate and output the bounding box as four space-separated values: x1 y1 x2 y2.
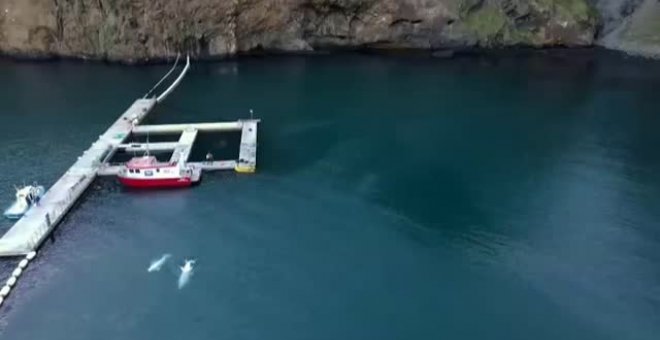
145 131 151 157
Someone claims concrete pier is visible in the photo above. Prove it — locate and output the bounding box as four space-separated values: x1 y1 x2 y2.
237 120 259 173
170 128 198 164
132 121 243 134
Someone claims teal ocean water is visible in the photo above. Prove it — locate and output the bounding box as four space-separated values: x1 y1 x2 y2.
0 51 659 339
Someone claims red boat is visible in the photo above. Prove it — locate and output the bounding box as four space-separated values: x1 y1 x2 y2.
117 156 201 188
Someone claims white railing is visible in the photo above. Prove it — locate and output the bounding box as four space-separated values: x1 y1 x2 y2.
144 54 181 99
156 55 190 103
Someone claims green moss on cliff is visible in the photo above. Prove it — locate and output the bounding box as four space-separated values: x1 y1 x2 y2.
557 0 592 22
533 0 596 23
462 6 507 43
455 0 596 47
502 27 538 46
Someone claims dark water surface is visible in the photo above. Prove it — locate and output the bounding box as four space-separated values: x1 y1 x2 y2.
0 51 659 339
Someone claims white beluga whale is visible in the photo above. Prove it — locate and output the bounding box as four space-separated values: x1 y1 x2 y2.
178 259 196 289
181 259 195 272
147 254 171 272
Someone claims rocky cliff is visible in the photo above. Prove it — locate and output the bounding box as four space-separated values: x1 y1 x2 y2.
0 0 600 61
596 0 660 58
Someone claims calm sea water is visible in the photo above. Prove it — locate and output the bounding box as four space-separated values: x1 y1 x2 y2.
0 51 659 340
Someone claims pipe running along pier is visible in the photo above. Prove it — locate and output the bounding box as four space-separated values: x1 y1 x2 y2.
0 56 259 257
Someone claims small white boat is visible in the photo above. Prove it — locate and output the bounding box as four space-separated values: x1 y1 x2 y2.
3 185 45 220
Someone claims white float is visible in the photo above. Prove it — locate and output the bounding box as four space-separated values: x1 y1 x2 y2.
6 277 16 287
19 259 29 269
26 251 37 260
0 285 10 297
12 267 22 277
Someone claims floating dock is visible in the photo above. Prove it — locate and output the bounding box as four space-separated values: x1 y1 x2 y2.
0 56 258 257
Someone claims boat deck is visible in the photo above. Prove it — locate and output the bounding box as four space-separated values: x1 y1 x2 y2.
98 160 238 177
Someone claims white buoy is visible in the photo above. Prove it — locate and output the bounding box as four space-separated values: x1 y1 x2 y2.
6 277 16 287
0 286 10 297
26 251 37 260
12 268 22 277
19 259 29 269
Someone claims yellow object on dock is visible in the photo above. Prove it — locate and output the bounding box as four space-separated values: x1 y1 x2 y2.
234 165 256 173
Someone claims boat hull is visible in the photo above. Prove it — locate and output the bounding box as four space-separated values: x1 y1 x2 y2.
3 185 45 220
3 212 24 220
118 177 193 188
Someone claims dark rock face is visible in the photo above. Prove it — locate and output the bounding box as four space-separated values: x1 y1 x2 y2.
591 0 647 35
0 0 598 61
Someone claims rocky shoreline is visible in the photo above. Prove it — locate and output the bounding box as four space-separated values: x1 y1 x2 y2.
0 0 659 62
0 45 616 66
